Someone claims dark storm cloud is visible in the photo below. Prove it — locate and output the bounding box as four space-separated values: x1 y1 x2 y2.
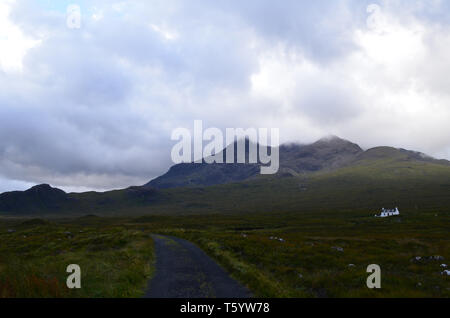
1 0 450 192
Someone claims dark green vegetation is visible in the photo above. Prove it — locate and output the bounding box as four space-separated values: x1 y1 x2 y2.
0 217 154 297
140 211 449 298
1 211 447 298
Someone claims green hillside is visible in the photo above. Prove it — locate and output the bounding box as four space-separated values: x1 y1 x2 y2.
1 140 449 217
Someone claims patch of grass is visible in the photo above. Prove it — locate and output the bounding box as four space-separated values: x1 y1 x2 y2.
0 220 155 298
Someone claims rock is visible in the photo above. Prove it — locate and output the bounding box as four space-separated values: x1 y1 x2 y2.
416 282 422 287
348 264 355 267
332 246 344 252
269 236 285 242
298 273 303 279
411 256 445 263
7 229 16 233
441 264 448 268
441 270 450 276
411 256 422 263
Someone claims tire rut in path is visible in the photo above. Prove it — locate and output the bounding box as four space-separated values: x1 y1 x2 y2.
145 235 252 298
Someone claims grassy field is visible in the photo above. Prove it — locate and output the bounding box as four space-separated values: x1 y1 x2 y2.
0 216 155 297
141 211 450 298
0 208 449 298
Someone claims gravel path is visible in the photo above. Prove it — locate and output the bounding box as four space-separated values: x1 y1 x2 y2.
145 235 252 298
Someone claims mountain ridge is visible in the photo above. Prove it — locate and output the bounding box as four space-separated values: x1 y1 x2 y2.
147 136 365 188
1 136 450 216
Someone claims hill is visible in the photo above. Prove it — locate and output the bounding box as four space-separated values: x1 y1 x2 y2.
147 136 364 188
0 184 72 215
1 137 449 216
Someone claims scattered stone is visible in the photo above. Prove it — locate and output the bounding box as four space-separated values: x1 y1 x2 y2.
348 264 355 267
441 270 450 276
332 246 344 252
64 231 72 235
411 256 446 264
7 229 16 233
441 264 448 268
298 273 303 279
416 282 422 287
411 256 422 263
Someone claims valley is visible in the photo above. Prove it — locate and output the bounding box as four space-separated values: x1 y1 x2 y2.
0 137 449 298
1 210 448 297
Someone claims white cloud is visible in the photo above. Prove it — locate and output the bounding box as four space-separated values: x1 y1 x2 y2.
1 0 450 193
245 2 450 155
150 24 179 41
0 0 40 72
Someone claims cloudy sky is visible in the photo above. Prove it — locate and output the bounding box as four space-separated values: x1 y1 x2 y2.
1 0 450 193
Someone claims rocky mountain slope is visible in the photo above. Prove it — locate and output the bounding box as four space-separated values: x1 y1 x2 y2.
147 136 365 188
1 136 449 216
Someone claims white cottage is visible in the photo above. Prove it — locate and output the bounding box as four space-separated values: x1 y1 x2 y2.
375 207 400 218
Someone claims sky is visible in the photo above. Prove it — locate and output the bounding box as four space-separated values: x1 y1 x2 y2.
1 0 450 193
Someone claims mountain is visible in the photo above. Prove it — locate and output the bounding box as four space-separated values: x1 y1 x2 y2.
147 136 364 188
1 136 450 216
0 184 71 215
0 183 166 216
278 136 363 175
352 146 450 166
147 139 262 188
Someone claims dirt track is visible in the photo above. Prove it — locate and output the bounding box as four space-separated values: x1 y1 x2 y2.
145 235 252 298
